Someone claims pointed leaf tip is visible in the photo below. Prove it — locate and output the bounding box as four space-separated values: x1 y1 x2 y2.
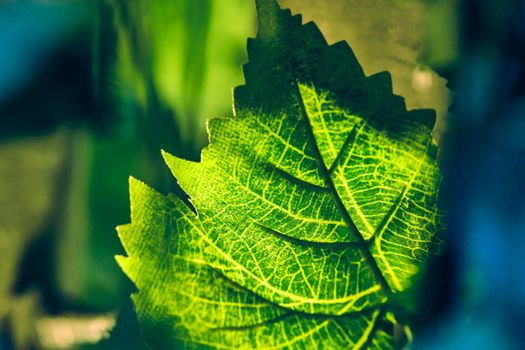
255 0 284 37
255 0 280 12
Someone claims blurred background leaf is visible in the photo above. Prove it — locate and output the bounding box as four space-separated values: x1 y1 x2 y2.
110 0 255 153
0 0 254 348
0 132 66 348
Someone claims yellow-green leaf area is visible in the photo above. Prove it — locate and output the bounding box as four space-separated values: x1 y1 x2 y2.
117 0 444 348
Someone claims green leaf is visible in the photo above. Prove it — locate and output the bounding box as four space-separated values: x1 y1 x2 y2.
117 0 444 348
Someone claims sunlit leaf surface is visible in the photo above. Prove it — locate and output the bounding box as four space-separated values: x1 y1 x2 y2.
118 0 444 348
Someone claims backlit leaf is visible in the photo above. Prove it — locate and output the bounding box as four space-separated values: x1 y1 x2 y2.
117 0 444 348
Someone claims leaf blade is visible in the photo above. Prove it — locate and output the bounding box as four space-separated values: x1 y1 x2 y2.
118 0 444 347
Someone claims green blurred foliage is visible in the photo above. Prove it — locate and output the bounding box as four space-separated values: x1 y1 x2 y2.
0 132 67 348
53 0 255 311
0 133 66 308
55 129 141 311
111 0 255 150
0 0 254 348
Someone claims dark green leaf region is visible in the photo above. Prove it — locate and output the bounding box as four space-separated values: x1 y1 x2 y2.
117 0 444 348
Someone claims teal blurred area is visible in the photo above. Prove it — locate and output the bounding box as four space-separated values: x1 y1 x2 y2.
0 1 89 104
414 0 525 349
0 0 524 349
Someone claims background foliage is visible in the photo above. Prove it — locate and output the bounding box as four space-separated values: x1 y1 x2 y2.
0 0 523 349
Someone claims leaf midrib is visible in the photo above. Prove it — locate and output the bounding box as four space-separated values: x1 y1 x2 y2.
290 65 394 301
292 71 394 348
